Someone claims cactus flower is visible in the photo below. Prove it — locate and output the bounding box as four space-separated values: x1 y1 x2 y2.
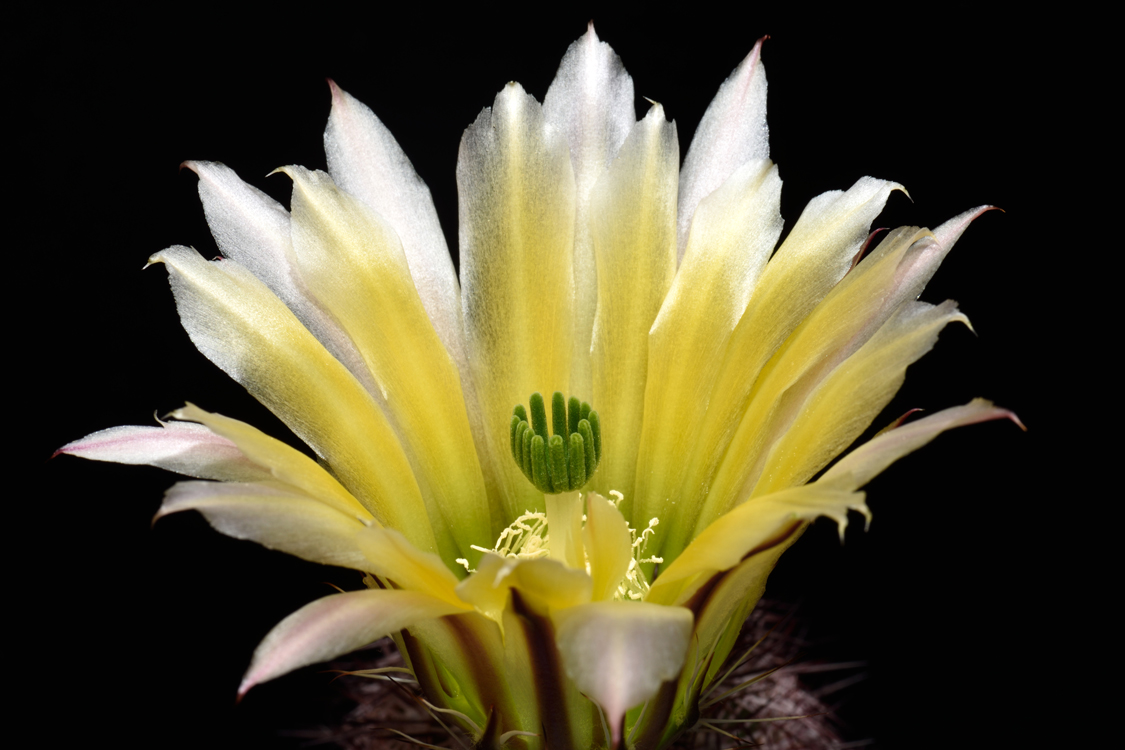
59 25 1021 749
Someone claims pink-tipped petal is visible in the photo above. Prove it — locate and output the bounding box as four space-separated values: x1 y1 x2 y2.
56 422 267 482
238 589 465 699
822 399 1024 491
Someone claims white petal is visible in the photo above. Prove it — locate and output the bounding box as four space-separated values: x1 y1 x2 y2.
544 24 636 398
149 246 438 555
57 421 267 482
186 160 381 398
544 24 635 199
552 601 693 745
239 589 465 697
323 83 465 372
281 165 491 563
821 399 1024 491
458 82 577 520
157 481 372 569
932 205 996 259
186 160 293 297
677 38 768 260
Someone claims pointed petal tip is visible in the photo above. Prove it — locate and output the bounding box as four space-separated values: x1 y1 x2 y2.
235 678 253 704
744 35 769 65
965 204 1002 221
326 77 348 107
956 311 976 335
1002 408 1027 432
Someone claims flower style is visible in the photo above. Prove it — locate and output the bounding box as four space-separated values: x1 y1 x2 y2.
61 26 1021 749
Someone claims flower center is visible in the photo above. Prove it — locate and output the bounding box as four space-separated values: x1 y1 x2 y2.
510 392 601 493
455 392 662 599
464 491 663 601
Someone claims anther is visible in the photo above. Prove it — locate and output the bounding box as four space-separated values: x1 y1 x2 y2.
510 392 601 493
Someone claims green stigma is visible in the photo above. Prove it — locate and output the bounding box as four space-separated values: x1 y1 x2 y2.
510 392 601 494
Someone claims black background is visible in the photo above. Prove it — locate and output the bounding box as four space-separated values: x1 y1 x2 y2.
21 7 1063 749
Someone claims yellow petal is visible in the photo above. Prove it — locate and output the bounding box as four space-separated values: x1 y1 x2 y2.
354 526 471 608
588 104 678 503
648 482 867 607
458 82 577 521
239 589 465 698
172 403 370 520
659 177 901 557
632 158 781 528
148 246 438 556
453 554 513 625
582 492 633 602
552 601 693 746
683 223 928 548
282 165 491 563
456 554 592 624
751 300 969 497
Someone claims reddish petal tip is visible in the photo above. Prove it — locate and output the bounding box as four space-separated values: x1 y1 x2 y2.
1004 410 1027 432
327 78 348 108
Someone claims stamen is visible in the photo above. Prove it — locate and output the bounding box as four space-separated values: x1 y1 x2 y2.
509 392 601 493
